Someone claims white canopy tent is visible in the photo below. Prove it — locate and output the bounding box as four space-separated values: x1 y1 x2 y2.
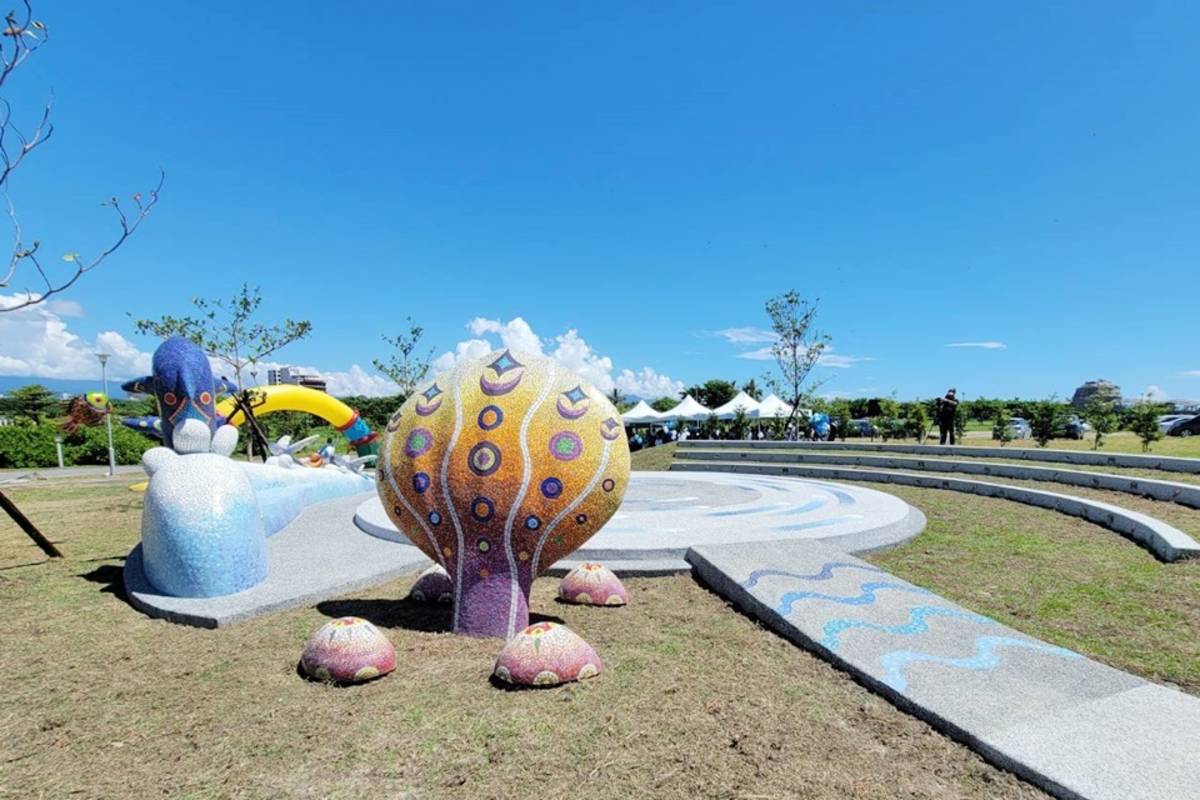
754 394 794 420
660 394 713 422
621 400 665 425
712 391 762 420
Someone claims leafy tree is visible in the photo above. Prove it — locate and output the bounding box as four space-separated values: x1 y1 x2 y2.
701 413 719 439
1128 401 1165 452
131 284 312 391
992 406 1014 446
1082 396 1118 450
953 402 968 444
904 401 930 444
0 2 163 312
730 408 750 440
0 384 61 422
1028 398 1067 447
762 290 830 430
650 396 677 413
873 396 902 441
680 379 737 409
741 378 763 401
827 398 852 441
371 318 433 396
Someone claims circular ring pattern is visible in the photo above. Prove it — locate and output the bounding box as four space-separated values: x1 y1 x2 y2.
471 496 496 522
602 478 616 493
428 510 442 525
525 515 541 530
412 472 430 494
477 404 505 431
540 477 563 499
549 431 584 462
575 513 588 525
405 428 434 458
468 441 502 476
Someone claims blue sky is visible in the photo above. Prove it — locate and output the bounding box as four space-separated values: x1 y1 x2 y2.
1 1 1197 401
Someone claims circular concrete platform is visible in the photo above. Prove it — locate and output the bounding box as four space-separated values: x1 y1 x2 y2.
354 471 925 566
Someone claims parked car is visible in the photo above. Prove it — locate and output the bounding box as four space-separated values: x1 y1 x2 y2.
993 417 1032 440
1167 415 1200 437
850 418 876 437
1063 415 1089 439
1158 415 1192 434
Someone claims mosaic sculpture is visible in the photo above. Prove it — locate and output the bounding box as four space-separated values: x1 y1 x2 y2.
301 616 396 684
377 349 631 639
492 622 603 686
134 337 373 599
409 564 453 603
558 562 629 606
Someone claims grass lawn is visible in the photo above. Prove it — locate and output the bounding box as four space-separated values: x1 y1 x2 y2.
0 477 1049 799
637 449 1200 694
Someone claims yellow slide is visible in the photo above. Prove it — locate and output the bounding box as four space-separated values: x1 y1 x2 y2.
216 384 379 455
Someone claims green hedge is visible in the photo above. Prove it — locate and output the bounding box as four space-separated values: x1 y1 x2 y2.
0 423 156 468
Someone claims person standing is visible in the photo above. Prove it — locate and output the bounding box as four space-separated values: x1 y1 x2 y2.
937 388 959 445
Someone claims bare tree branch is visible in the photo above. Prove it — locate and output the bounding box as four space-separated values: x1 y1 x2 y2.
0 2 162 312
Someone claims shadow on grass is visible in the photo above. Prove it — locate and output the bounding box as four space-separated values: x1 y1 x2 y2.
79 558 127 601
315 597 563 633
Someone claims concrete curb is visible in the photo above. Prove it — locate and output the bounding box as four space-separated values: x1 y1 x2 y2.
685 539 1200 800
672 460 1200 562
677 440 1200 475
675 448 1200 509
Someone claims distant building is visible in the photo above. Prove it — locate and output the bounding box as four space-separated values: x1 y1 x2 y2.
267 366 326 393
1071 379 1121 410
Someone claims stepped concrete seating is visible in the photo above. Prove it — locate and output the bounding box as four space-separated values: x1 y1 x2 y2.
677 439 1200 475
672 460 1200 562
675 447 1200 509
689 538 1200 800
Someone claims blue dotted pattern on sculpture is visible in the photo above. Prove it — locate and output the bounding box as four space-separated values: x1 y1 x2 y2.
140 452 268 597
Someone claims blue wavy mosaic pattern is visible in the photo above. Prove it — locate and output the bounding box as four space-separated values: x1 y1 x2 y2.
771 514 863 532
819 606 995 651
879 636 1082 692
742 560 883 588
775 581 933 615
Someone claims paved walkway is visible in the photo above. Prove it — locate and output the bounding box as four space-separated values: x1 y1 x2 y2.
355 471 927 572
688 538 1200 800
0 464 143 484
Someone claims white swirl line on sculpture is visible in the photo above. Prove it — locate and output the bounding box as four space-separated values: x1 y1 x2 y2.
532 436 613 576
502 362 557 639
380 428 445 571
439 369 467 630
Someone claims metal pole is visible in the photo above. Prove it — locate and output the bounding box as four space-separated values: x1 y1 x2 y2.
97 353 116 476
54 435 64 468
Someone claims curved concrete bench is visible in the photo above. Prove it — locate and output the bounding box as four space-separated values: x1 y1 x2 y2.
671 459 1200 563
677 440 1200 475
675 448 1200 510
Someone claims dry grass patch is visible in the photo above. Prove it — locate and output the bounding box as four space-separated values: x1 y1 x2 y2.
0 478 1049 799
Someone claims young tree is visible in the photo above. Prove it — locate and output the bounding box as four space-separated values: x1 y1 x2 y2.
993 406 1014 446
904 401 930 444
0 2 163 312
730 408 750 440
1082 396 1118 450
741 378 763 401
132 284 312 391
827 398 852 441
371 318 433 398
1028 398 1066 448
1128 400 1165 452
763 290 830 431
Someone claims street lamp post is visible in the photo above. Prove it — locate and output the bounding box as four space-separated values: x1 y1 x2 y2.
96 352 116 476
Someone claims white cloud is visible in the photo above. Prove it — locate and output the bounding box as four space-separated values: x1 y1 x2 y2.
468 316 544 355
712 326 777 344
616 367 685 400
736 346 775 361
0 294 151 379
432 316 683 401
1143 385 1168 402
734 344 870 369
1181 370 1200 378
946 341 1007 350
